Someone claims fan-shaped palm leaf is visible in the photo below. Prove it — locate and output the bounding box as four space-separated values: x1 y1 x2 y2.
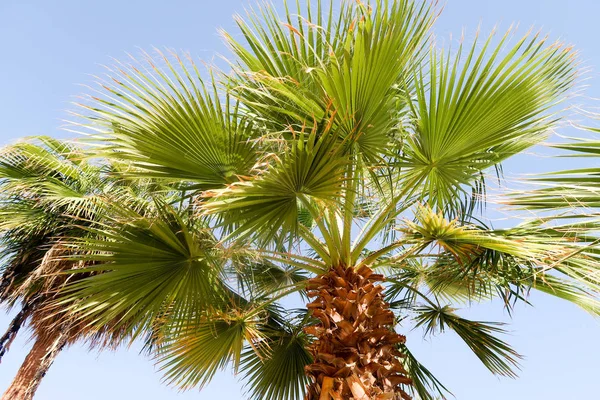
401 29 576 209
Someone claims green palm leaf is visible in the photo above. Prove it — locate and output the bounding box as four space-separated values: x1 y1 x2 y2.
227 0 435 160
400 344 450 400
241 325 312 400
402 29 576 208
60 203 228 337
509 134 600 211
71 53 258 189
203 130 346 242
414 304 522 378
155 312 264 390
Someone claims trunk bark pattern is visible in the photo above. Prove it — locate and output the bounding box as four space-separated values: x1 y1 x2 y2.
1 331 67 400
0 305 31 363
304 265 412 400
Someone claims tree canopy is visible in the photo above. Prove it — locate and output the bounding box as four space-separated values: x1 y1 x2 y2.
1 1 599 399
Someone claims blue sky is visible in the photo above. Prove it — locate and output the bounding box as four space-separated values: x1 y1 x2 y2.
1 1 600 399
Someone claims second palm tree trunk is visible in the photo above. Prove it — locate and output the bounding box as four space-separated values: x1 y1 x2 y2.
304 264 412 400
1 331 67 400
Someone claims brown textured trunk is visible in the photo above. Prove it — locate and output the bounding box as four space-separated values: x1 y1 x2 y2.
0 306 31 362
1 331 67 400
304 265 412 400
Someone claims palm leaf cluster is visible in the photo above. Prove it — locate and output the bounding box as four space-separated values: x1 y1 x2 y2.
0 137 169 356
1 1 599 399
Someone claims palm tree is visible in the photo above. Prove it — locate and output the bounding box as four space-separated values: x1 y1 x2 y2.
0 137 164 400
33 1 600 399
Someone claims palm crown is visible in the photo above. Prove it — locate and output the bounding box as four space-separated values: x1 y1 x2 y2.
2 1 600 400
0 138 170 399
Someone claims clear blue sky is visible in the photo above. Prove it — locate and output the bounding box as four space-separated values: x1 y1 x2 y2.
1 1 599 399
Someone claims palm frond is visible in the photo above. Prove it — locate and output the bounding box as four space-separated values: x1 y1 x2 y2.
414 304 522 377
155 310 264 390
400 344 450 400
203 129 346 243
401 28 576 209
226 0 435 160
241 324 312 400
509 134 600 212
70 52 259 189
231 259 308 298
59 203 229 338
399 206 600 314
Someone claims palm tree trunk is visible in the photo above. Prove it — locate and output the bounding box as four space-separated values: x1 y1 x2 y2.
1 330 67 400
304 265 412 400
0 305 31 362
